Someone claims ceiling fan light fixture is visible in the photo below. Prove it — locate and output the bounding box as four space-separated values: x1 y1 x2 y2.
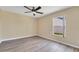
24 6 43 16
33 13 35 16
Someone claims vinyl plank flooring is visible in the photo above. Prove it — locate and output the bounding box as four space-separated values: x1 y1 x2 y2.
0 36 78 52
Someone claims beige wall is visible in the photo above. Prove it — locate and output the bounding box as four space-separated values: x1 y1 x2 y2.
0 7 79 48
0 10 37 41
38 7 79 48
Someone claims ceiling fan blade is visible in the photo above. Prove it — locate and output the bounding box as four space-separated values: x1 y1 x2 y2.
35 6 41 11
25 11 32 13
24 6 32 11
36 11 43 14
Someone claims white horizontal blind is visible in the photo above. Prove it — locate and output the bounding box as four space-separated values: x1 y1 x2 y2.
53 16 66 37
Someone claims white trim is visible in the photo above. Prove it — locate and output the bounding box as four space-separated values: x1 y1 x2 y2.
38 35 79 49
0 34 79 49
1 34 37 42
52 16 66 38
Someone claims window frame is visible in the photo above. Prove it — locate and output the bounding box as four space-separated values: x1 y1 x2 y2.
52 16 66 38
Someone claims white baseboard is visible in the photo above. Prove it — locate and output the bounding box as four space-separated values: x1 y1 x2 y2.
38 35 79 49
1 34 37 42
0 34 79 49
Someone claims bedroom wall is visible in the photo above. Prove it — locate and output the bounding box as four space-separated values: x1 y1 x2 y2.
0 10 37 41
0 6 79 48
37 7 79 48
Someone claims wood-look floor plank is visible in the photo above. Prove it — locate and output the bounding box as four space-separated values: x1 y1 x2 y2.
0 36 78 52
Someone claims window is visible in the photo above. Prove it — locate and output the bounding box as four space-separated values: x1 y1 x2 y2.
53 16 66 37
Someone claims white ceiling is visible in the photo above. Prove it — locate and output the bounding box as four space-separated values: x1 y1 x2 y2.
0 6 70 18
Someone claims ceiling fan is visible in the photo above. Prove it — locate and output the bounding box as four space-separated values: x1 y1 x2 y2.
24 6 43 16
